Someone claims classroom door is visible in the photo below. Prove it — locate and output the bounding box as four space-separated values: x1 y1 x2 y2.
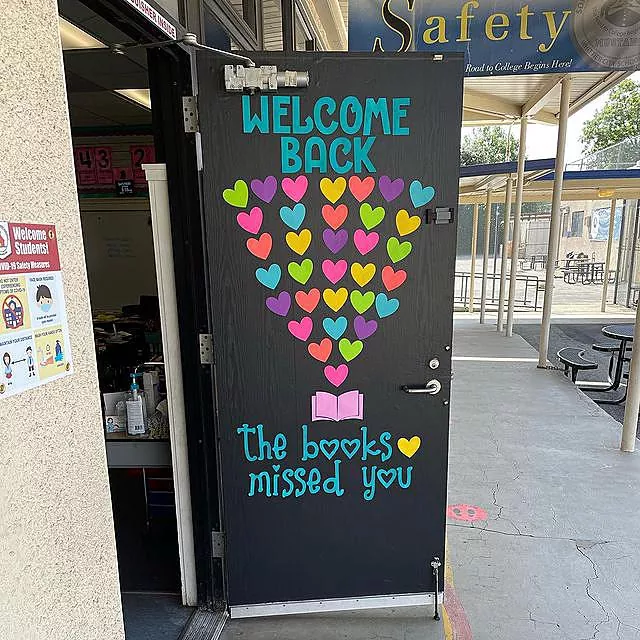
197 52 463 612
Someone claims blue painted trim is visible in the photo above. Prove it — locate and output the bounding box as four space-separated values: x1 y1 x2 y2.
536 169 640 181
459 158 555 178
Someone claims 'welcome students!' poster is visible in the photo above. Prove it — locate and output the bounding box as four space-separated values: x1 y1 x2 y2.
0 221 73 398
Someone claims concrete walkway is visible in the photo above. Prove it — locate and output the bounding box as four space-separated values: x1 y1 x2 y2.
219 320 640 640
448 320 640 639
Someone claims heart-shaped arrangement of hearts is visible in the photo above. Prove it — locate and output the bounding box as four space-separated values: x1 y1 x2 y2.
222 174 435 420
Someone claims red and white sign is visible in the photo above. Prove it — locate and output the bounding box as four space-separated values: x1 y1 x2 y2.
0 223 61 275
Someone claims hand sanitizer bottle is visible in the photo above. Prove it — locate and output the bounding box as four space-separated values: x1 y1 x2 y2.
126 373 147 436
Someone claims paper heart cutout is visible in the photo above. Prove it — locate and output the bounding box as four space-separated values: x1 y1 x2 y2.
351 262 375 287
323 228 348 254
295 288 320 313
381 265 407 291
308 338 332 362
324 363 349 387
387 237 412 263
339 338 363 362
350 290 375 314
250 177 277 203
360 203 385 230
323 316 348 340
246 232 272 260
320 177 347 203
265 291 291 317
322 259 348 284
409 180 435 208
282 176 308 202
379 176 404 202
280 203 306 230
349 176 375 202
255 264 281 290
375 293 400 318
398 436 421 458
223 180 248 207
396 209 421 236
323 287 348 312
288 316 313 341
236 207 263 234
286 229 312 255
322 204 348 230
353 315 378 339
353 229 379 255
288 259 313 285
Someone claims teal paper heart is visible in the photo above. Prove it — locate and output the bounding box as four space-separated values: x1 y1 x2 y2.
323 316 348 340
375 293 399 318
280 203 306 230
255 264 281 290
409 180 435 208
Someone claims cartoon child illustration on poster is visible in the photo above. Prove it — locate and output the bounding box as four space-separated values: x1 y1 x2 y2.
3 352 12 382
36 285 53 313
26 345 35 377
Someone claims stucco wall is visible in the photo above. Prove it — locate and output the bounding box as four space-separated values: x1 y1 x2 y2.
0 2 125 639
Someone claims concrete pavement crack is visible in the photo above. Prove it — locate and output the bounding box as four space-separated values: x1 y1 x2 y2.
575 541 611 640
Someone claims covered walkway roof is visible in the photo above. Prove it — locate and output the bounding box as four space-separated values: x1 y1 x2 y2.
459 160 640 203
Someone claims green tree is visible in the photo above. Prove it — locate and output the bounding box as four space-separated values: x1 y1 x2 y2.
460 126 519 166
580 79 640 166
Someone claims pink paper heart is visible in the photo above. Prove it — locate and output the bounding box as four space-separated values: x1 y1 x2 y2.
353 229 379 255
288 316 313 341
236 207 263 234
322 259 348 284
282 176 308 202
324 364 349 387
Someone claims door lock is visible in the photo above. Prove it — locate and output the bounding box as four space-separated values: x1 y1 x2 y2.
401 379 442 395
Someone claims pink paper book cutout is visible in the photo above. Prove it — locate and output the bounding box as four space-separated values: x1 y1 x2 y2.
311 390 364 422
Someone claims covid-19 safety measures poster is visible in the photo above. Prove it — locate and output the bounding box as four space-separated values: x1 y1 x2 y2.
0 221 73 398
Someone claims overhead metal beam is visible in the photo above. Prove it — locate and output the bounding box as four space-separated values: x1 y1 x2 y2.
522 74 566 116
568 71 630 116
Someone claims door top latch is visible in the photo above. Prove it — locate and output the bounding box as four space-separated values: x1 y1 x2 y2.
224 65 310 93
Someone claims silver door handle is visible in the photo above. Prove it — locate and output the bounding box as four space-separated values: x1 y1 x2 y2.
401 379 442 395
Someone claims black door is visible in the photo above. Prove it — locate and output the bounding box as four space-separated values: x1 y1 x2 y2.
198 52 463 609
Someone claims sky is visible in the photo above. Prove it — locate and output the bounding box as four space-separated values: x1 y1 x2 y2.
464 71 640 165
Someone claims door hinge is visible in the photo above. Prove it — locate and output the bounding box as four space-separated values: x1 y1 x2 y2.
183 95 199 133
199 333 214 364
211 530 225 558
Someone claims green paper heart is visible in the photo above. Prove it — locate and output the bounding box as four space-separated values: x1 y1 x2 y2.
359 203 385 230
350 290 375 314
339 338 363 362
387 236 412 263
223 180 249 207
288 259 313 285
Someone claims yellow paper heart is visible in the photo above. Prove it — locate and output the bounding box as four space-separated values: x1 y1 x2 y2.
396 209 421 236
398 436 421 458
323 287 348 312
286 229 312 255
351 262 376 287
320 177 347 204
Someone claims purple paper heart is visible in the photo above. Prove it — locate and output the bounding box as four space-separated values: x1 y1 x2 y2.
266 291 291 316
379 176 404 202
354 315 378 340
323 228 349 254
251 176 277 203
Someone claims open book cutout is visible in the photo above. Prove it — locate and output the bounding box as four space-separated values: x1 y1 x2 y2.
311 390 364 422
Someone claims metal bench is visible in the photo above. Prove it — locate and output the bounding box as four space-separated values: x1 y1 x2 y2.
557 347 598 383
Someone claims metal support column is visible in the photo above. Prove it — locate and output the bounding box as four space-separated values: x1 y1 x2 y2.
506 116 528 336
497 177 513 332
281 0 295 52
601 198 617 312
480 189 492 323
621 296 640 452
538 75 572 368
469 203 479 312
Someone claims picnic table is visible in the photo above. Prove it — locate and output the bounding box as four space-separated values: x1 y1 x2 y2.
562 259 610 285
577 324 633 404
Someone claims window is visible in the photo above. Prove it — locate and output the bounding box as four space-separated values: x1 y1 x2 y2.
569 211 584 237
